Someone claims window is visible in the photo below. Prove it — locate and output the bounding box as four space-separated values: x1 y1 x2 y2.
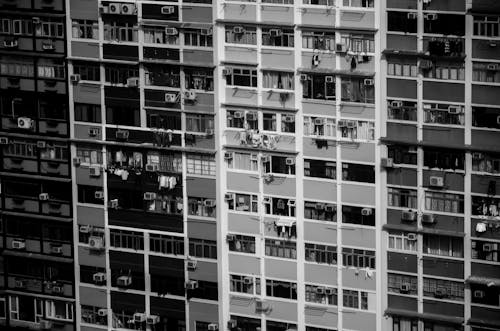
393 317 418 331
423 278 464 301
425 191 464 214
306 327 336 331
186 114 214 133
0 297 5 319
0 18 11 34
81 305 107 326
472 240 500 262
73 62 100 81
423 234 463 258
342 205 375 226
225 68 258 87
76 147 102 165
190 280 218 301
0 60 35 78
189 238 217 259
303 0 335 6
187 154 216 176
195 322 210 331
147 111 182 131
341 77 374 104
302 31 335 51
424 103 465 126
342 163 375 183
473 15 500 37
230 275 260 295
340 34 375 53
10 19 33 36
304 201 336 222
473 196 500 217
388 231 417 252
263 155 296 175
75 103 101 123
184 29 213 47
265 239 297 259
470 284 500 306
150 234 184 255
185 68 214 91
305 285 337 305
266 279 297 300
105 65 139 85
188 197 216 218
4 140 37 158
78 185 104 205
304 159 336 179
263 71 294 90
262 28 294 47
226 151 258 171
302 75 336 100
339 120 375 140
388 11 418 33
264 197 296 217
263 0 293 3
472 152 500 174
343 0 373 7
473 106 500 130
38 63 66 79
144 65 179 87
109 229 144 250
305 243 337 264
226 193 258 213
45 300 73 321
144 25 179 45
228 234 255 254
267 321 298 331
103 22 138 42
342 248 375 268
36 19 64 38
422 61 465 81
343 290 369 310
387 100 418 122
388 273 418 295
40 143 68 161
303 117 336 137
388 145 417 165
388 59 418 77
72 20 98 39
423 148 464 170
473 62 500 83
424 14 465 36
225 26 257 45
388 187 418 209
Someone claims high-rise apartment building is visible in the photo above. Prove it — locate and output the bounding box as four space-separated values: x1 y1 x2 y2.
0 0 75 330
0 0 499 331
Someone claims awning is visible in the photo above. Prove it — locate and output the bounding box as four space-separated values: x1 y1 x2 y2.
297 67 374 78
385 308 464 325
466 275 500 287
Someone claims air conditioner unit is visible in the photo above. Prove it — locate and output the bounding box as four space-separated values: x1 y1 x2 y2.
146 315 160 325
228 320 237 329
93 272 106 283
364 79 374 86
246 113 257 121
233 111 244 119
145 164 159 172
88 236 104 250
283 115 295 123
222 68 233 76
88 128 99 137
17 117 33 129
407 233 417 241
70 74 81 83
116 130 129 140
126 77 139 87
401 210 417 222
201 28 213 36
325 204 336 212
224 193 234 201
143 192 157 201
185 280 199 290
52 285 64 294
448 105 461 114
108 3 121 14
97 309 107 317
487 63 498 71
94 191 104 200
39 193 50 201
336 43 347 53
184 90 197 100
12 239 26 250
204 199 216 207
117 275 132 287
36 141 46 149
314 118 325 126
407 12 417 19
187 259 197 270
421 213 435 224
133 313 146 323
233 26 245 34
400 283 410 293
0 137 8 144
89 165 101 177
425 13 438 20
269 29 282 37
434 288 447 298
243 277 252 285
390 100 404 108
429 176 444 188
361 208 373 216
338 120 348 127
165 27 178 35
325 76 334 83
39 320 52 330
473 290 485 298
15 279 27 288
50 245 63 254
121 3 135 14
482 243 492 252
285 157 295 166
226 234 235 242
381 157 394 168
325 288 335 295
165 93 177 103
419 60 433 70
300 74 309 81
161 6 175 14
79 225 91 233
208 323 219 331
315 287 325 294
